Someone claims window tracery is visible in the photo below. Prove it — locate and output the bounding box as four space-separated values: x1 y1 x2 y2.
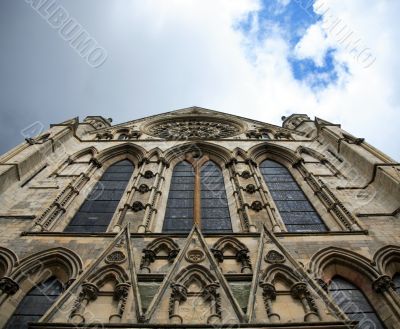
163 158 232 233
5 277 62 329
329 276 385 329
64 160 134 233
260 160 327 232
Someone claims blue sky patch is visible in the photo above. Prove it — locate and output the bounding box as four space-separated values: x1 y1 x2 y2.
236 0 343 90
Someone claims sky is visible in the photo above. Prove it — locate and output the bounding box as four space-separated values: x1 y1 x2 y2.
0 0 399 160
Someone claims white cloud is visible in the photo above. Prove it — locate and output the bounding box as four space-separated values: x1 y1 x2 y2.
294 23 332 66
102 0 398 159
1 0 398 160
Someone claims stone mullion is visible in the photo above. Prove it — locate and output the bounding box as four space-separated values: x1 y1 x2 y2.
227 161 253 232
113 160 145 231
109 283 130 323
290 282 319 322
69 283 99 324
260 282 280 323
248 161 283 232
296 162 360 231
31 160 101 232
140 161 167 232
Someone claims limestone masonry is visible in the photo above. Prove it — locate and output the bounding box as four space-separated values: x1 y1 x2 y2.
0 107 399 328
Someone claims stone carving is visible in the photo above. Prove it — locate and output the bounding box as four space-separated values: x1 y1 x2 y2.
245 184 256 194
138 184 150 194
132 201 144 212
240 170 251 179
251 201 263 212
372 275 395 293
185 249 205 263
291 282 319 322
265 250 286 264
0 277 19 295
144 170 154 179
146 118 242 139
110 283 130 322
260 282 280 322
70 283 99 324
105 251 126 264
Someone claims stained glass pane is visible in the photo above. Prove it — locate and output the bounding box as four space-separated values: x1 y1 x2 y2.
5 277 62 329
260 160 327 232
201 161 232 233
330 276 385 329
163 161 194 232
64 160 134 233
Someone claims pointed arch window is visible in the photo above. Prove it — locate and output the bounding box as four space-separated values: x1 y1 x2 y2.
260 160 327 232
163 161 195 233
329 276 385 329
163 160 232 233
65 160 134 233
5 277 62 329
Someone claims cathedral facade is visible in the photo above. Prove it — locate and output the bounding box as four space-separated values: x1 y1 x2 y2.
0 107 399 328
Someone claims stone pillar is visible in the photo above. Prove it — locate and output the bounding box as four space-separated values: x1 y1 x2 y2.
236 249 252 274
169 283 187 324
291 282 319 322
140 249 156 273
260 282 280 323
69 283 99 324
203 283 221 324
109 283 130 323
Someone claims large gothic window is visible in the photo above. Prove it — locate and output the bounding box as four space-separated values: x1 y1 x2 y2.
163 161 195 232
65 160 134 233
163 160 232 233
5 277 62 329
329 276 385 329
201 161 232 232
260 160 327 232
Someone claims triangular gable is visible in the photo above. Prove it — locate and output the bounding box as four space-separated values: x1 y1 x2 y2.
40 224 143 324
92 106 290 135
249 225 348 324
144 225 245 324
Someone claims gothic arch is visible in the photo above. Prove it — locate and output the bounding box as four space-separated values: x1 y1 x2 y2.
144 148 164 162
374 245 400 277
69 146 98 162
175 264 217 288
231 148 249 162
309 247 400 328
0 247 18 277
87 264 129 288
144 237 180 255
140 238 180 272
164 142 231 166
296 146 326 162
96 143 146 167
249 143 301 166
212 237 248 253
211 237 251 273
262 264 301 286
11 247 83 284
309 246 379 282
